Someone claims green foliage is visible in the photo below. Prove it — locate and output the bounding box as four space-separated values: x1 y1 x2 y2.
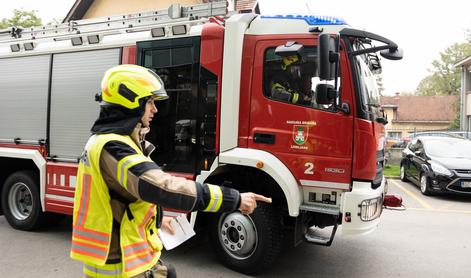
384 164 400 177
0 9 42 29
417 42 471 96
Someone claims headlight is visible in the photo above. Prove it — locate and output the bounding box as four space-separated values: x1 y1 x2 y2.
430 162 452 176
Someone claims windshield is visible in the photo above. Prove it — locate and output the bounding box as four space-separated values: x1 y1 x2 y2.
425 139 471 158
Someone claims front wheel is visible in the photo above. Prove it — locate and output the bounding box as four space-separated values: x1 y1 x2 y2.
209 203 283 275
1 171 50 230
420 173 432 196
400 165 408 182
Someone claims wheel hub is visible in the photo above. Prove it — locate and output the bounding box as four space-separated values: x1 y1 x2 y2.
8 182 33 220
219 212 257 259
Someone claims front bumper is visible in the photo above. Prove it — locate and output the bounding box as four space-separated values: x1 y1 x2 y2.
429 174 471 195
339 177 385 236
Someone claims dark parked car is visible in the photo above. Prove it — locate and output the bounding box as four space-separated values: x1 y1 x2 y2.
400 136 471 195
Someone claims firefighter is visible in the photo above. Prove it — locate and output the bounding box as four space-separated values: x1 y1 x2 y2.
269 54 312 105
70 64 271 278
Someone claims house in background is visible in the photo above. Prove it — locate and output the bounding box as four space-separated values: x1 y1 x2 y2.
381 93 459 141
455 56 471 131
63 0 257 22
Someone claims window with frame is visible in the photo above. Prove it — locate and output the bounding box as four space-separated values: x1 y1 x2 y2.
262 46 336 111
387 131 402 140
352 42 381 120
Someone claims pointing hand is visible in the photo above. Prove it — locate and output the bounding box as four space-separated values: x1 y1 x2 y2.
239 193 272 215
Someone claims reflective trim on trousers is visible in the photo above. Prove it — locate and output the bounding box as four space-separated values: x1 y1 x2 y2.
83 262 122 277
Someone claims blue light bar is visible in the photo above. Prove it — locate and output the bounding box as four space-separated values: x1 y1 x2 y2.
261 14 347 25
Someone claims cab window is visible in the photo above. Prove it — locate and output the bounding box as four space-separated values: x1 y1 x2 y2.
352 42 381 120
262 46 335 111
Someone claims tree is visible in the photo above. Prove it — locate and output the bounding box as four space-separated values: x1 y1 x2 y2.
0 9 42 29
417 42 471 96
416 28 471 129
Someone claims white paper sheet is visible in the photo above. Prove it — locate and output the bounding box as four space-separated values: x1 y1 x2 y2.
158 214 196 250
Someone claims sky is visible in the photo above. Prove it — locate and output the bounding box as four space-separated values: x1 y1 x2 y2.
1 0 470 96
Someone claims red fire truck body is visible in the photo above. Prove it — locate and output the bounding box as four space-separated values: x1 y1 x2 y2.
0 2 402 273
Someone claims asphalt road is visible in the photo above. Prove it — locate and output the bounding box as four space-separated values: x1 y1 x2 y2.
1 178 471 278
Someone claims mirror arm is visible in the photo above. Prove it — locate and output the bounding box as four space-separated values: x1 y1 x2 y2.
375 117 388 125
339 28 398 49
339 103 350 114
348 45 392 56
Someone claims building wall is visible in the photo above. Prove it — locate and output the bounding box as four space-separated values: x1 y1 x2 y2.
383 107 395 130
466 92 471 116
234 0 256 11
83 0 201 19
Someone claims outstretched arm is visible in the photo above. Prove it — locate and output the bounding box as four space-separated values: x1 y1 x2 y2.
100 141 270 214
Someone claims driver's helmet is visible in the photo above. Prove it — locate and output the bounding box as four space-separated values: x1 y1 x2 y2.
281 54 302 79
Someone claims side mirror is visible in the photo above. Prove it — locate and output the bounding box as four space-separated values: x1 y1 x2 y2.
315 83 337 105
275 41 304 57
380 48 403 60
318 33 339 81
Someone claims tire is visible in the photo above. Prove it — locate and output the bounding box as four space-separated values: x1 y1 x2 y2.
420 173 432 196
209 203 283 275
1 171 49 230
400 164 408 182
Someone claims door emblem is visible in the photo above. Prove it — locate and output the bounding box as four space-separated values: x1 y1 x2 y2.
293 125 309 145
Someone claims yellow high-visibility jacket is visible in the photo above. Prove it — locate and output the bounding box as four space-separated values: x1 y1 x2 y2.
71 131 241 277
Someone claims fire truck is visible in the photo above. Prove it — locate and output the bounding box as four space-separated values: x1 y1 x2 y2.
0 1 403 274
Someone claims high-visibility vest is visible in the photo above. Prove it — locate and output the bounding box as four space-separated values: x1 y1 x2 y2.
71 133 162 277
272 82 300 104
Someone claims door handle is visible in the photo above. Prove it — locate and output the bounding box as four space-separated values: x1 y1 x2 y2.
253 133 275 144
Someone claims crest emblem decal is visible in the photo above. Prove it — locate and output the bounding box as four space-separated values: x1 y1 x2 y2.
293 125 309 145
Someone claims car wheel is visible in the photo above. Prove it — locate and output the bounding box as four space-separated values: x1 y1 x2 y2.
1 171 50 230
209 203 283 275
400 165 408 182
420 173 432 196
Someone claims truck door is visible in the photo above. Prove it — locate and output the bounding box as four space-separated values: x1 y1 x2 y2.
137 37 203 175
248 39 354 190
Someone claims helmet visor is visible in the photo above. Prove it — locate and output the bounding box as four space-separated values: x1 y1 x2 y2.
148 70 169 101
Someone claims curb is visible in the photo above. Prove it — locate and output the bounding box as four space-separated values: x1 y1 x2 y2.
385 176 400 180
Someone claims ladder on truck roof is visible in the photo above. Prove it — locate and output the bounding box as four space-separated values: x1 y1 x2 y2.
0 1 227 45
